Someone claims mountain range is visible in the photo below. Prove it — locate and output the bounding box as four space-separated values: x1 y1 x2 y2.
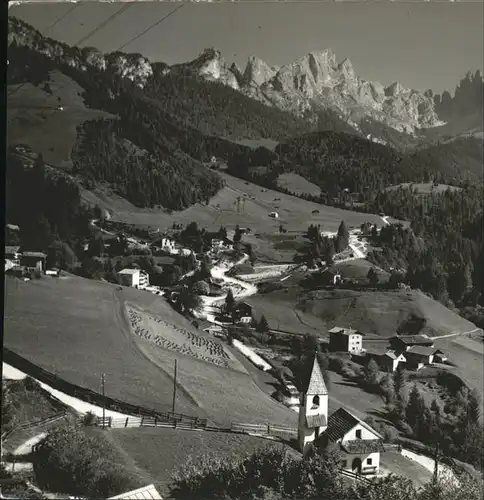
6 15 484 218
166 47 483 142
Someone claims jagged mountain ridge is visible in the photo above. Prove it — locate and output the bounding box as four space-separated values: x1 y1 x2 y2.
169 48 483 139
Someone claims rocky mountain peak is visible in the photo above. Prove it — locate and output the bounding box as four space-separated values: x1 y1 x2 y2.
243 55 275 86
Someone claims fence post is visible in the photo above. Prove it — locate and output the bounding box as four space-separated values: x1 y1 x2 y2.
141 416 144 426
125 417 129 428
173 420 177 429
154 417 157 427
109 417 112 428
267 423 270 435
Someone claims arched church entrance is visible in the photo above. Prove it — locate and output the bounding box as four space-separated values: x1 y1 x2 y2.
351 457 362 475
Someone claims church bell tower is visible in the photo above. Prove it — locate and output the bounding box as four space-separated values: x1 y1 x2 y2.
298 354 329 455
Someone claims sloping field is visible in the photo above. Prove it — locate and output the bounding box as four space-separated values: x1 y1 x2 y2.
248 287 478 338
332 259 390 281
98 427 293 498
433 334 484 401
276 173 322 197
81 172 384 262
385 183 462 194
3 276 297 427
7 70 115 168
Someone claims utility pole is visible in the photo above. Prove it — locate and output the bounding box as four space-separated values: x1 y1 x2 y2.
172 360 178 416
101 373 106 430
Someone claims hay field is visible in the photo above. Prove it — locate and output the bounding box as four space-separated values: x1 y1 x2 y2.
7 70 115 168
3 275 201 418
126 304 246 372
4 276 297 427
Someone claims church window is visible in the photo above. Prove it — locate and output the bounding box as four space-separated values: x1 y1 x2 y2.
367 458 372 465
312 395 320 408
356 429 362 439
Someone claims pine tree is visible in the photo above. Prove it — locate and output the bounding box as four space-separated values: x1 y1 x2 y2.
405 384 426 432
367 267 379 286
334 220 350 253
363 358 380 386
467 389 481 424
257 315 270 333
393 364 406 401
224 289 235 316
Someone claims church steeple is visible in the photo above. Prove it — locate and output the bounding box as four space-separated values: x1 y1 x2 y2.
305 355 328 396
298 354 329 455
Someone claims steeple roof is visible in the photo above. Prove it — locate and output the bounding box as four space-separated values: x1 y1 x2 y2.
305 355 328 395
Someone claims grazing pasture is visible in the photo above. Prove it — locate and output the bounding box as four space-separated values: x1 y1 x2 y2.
276 173 322 197
385 182 462 195
7 70 115 168
82 172 384 262
247 286 479 338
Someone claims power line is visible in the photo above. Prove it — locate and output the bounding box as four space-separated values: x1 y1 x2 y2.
49 2 80 33
116 3 185 52
75 2 134 48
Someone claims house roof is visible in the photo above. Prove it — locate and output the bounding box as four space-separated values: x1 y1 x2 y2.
304 356 328 395
391 335 434 346
108 484 163 499
21 251 47 258
406 345 437 357
5 246 20 254
6 224 20 231
340 439 385 454
383 350 406 360
306 414 327 428
117 268 140 275
323 408 384 442
328 327 362 337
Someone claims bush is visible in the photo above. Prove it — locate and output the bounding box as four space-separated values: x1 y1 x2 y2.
33 423 143 498
23 376 41 392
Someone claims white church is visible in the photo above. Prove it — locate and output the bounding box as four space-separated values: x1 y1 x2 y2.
298 355 385 476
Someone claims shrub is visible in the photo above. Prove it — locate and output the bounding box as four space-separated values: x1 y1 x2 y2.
33 423 143 498
328 356 345 373
23 376 41 392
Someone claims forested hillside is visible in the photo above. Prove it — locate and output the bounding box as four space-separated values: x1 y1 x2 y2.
367 184 484 326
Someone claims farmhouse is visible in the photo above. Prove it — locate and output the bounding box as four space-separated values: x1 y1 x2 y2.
433 350 448 363
319 269 342 286
233 302 253 324
298 356 384 475
20 252 47 272
329 327 363 354
6 224 20 232
117 268 150 289
5 246 21 266
268 212 279 219
404 345 436 367
365 349 407 373
389 335 434 352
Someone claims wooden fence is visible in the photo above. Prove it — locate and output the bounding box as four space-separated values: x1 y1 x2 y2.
230 422 297 437
1 413 68 443
3 349 204 426
95 415 209 431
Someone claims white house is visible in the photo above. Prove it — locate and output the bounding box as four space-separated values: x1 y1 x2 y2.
298 355 384 476
268 212 279 219
117 268 149 288
5 246 21 266
378 351 407 373
321 408 385 476
211 238 224 249
161 238 176 251
329 327 363 354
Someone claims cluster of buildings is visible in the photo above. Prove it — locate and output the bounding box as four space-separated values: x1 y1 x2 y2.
328 327 448 372
5 246 48 275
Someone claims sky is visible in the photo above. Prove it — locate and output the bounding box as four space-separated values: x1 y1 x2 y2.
9 1 484 94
